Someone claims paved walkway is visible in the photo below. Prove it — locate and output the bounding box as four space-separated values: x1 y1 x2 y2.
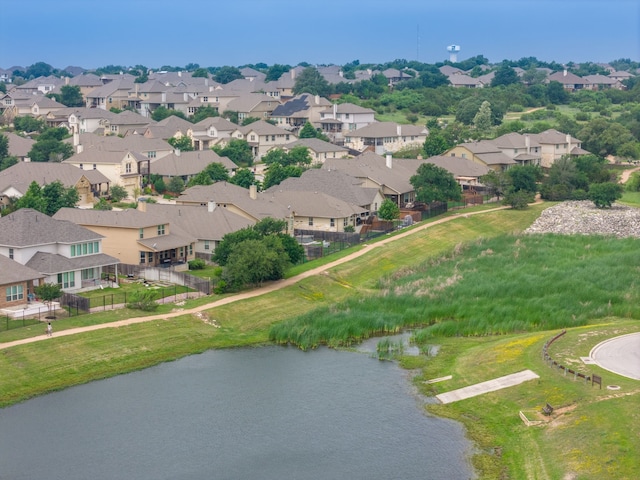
589 332 640 381
0 203 514 351
435 370 540 404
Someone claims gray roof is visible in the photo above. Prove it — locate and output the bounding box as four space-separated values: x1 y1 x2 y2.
67 132 172 155
0 208 103 248
239 120 291 136
320 102 375 115
226 93 278 112
0 254 44 285
265 168 377 208
421 156 491 178
270 94 331 117
178 182 289 221
25 252 119 275
531 129 581 145
0 162 110 196
5 132 35 157
53 207 164 229
144 203 254 241
282 138 348 154
348 122 427 138
263 190 365 218
493 133 541 150
149 150 237 176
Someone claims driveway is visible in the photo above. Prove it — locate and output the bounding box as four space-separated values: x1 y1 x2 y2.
589 332 640 381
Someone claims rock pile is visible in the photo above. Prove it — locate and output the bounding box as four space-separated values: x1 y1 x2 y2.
525 201 640 238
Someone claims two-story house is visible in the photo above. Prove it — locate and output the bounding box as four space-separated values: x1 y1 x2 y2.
53 207 196 267
318 103 376 140
238 120 296 160
269 93 332 131
344 122 428 155
445 140 517 172
0 208 120 293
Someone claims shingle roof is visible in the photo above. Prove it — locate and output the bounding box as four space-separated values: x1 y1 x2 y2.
282 138 348 154
263 190 365 218
5 132 35 157
493 133 541 149
0 254 44 284
0 208 104 248
144 203 254 241
0 162 110 196
349 122 427 138
531 129 581 145
25 252 119 275
270 94 331 117
53 207 164 229
149 150 237 176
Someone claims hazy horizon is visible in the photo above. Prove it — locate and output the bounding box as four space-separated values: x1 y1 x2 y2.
2 0 638 70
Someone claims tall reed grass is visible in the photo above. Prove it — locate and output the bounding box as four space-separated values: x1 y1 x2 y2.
270 233 640 349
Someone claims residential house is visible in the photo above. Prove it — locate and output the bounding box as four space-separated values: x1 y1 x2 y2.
46 107 118 134
225 93 281 123
608 70 634 82
530 129 589 168
85 77 135 110
318 103 376 140
447 74 485 88
62 149 144 197
266 168 385 229
0 254 44 311
583 74 624 90
492 132 542 166
1 94 66 119
445 140 517 171
5 132 34 161
381 68 414 87
132 114 192 140
417 155 491 191
10 75 64 95
104 110 151 136
239 120 295 160
177 182 289 223
68 132 174 159
53 206 196 267
546 70 588 91
143 202 254 257
189 116 241 151
269 93 332 131
0 162 111 208
0 208 119 293
344 122 428 155
278 138 348 164
141 149 238 185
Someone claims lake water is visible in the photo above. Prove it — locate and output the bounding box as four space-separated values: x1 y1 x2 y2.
0 346 473 480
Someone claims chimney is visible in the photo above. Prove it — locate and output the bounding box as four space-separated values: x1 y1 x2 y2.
566 134 572 153
339 71 343 77
397 124 402 136
386 153 392 169
314 95 320 105
249 184 257 200
563 69 567 77
73 131 79 147
208 201 216 212
175 149 181 157
290 69 296 80
178 71 182 77
77 144 84 154
524 134 530 153
333 103 337 119
137 199 147 212
64 76 69 85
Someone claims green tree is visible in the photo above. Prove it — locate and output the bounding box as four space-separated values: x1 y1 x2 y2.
222 110 239 124
473 100 493 134
377 198 400 221
187 171 213 187
298 121 319 139
0 133 8 159
410 163 462 204
25 62 54 79
491 63 520 87
93 198 113 210
265 64 290 82
292 67 331 97
28 127 74 162
56 85 85 107
213 227 262 266
230 168 256 188
214 66 243 84
34 283 63 313
479 170 509 200
14 182 46 212
151 106 186 122
191 68 210 78
502 189 535 209
578 118 635 157
223 238 288 288
547 81 569 104
153 177 167 194
263 163 303 189
203 162 230 182
191 106 219 123
0 156 18 171
167 176 185 194
41 181 79 215
109 185 128 202
167 136 194 152
506 164 542 193
14 116 44 133
588 182 623 208
213 139 253 167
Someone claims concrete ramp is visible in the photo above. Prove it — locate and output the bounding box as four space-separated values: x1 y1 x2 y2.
436 369 539 404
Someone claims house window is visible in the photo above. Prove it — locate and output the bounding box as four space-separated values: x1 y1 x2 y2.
148 151 157 158
79 163 83 169
8 248 13 260
250 135 256 141
140 251 146 264
189 244 193 255
345 113 349 119
204 240 210 250
308 217 314 226
6 285 23 302
126 163 132 173
286 134 290 141
330 218 335 227
271 135 275 141
157 224 166 235
343 218 348 227
93 164 97 170
57 272 76 289
461 153 467 158
203 97 208 102
139 228 144 239
81 268 96 280
110 125 118 133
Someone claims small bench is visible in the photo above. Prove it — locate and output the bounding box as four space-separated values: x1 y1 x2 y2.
542 403 554 416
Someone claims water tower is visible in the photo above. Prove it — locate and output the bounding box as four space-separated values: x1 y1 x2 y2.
447 44 460 63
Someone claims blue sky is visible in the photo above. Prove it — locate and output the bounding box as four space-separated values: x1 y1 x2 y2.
2 0 638 70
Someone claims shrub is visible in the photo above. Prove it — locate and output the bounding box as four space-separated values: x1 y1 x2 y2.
502 190 534 210
575 112 590 121
188 258 206 270
126 290 159 311
213 280 227 294
344 225 355 233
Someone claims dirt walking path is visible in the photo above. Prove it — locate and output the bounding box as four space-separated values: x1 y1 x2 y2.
0 204 512 351
619 164 640 184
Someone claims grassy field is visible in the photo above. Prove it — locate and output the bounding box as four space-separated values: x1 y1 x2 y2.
1 200 638 479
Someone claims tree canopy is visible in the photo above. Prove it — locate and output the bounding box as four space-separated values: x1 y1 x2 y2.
410 163 462 204
213 139 253 167
12 181 79 215
292 67 331 97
